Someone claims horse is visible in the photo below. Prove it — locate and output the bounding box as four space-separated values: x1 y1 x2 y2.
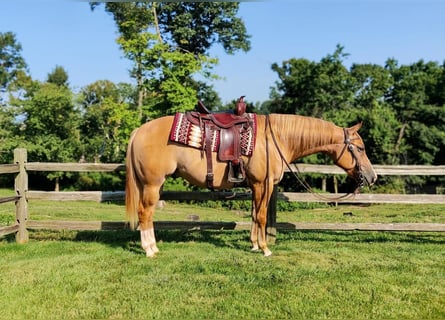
125 113 377 257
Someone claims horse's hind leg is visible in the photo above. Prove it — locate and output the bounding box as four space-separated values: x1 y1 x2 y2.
138 184 161 257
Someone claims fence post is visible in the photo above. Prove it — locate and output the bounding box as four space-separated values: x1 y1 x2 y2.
14 148 28 243
266 184 278 245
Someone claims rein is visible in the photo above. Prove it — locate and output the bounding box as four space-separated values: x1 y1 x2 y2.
265 115 361 202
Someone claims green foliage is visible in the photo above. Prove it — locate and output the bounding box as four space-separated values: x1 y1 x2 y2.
2 24 445 196
153 49 218 116
385 59 445 165
14 81 81 162
277 199 328 211
0 32 29 163
369 176 407 194
0 105 24 163
71 172 124 191
0 31 27 93
79 80 139 163
269 45 445 192
94 2 250 119
162 176 193 192
157 2 251 55
196 82 223 110
4 68 81 189
270 45 352 116
46 65 69 87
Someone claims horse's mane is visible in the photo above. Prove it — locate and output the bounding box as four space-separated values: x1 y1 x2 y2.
270 114 339 151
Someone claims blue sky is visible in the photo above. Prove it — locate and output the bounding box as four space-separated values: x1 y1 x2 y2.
1 1 444 104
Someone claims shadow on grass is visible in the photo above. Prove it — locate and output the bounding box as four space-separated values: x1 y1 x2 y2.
77 228 251 253
279 230 445 245
18 228 445 257
22 228 251 254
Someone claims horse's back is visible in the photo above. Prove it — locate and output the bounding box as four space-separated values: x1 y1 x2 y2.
133 116 174 144
129 116 178 182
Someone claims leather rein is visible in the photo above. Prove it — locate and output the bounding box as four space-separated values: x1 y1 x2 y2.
265 115 365 202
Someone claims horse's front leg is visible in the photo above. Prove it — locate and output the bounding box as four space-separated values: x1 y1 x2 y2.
139 185 161 257
250 203 260 251
252 182 273 257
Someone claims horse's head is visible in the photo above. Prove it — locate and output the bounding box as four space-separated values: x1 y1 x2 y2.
330 123 377 189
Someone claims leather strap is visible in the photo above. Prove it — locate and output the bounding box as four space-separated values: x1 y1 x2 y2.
204 125 214 189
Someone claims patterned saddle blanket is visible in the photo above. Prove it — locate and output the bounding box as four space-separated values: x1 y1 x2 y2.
169 112 257 157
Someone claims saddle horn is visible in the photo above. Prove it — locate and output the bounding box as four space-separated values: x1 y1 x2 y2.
235 96 246 116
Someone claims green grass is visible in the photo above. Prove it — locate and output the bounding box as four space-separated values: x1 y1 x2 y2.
1 188 445 319
1 187 444 225
1 230 444 319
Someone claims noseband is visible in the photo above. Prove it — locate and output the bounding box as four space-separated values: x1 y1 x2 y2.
335 128 366 188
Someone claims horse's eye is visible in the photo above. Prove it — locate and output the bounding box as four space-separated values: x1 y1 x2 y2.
357 146 365 153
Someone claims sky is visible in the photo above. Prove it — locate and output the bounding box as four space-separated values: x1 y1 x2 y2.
1 1 444 104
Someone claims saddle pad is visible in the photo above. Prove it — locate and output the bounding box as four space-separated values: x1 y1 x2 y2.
169 112 257 156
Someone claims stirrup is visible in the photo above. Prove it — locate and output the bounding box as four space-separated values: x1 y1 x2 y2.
228 161 245 183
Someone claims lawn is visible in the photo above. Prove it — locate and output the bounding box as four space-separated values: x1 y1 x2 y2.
1 186 444 225
0 189 444 319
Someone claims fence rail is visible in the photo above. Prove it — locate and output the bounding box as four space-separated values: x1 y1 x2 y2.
25 162 125 172
21 162 445 175
288 163 445 175
25 190 445 204
0 163 19 174
24 220 445 233
1 148 445 243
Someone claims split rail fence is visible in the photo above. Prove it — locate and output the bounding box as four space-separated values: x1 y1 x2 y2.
1 148 444 243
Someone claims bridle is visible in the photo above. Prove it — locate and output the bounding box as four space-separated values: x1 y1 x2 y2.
265 115 367 201
334 128 366 188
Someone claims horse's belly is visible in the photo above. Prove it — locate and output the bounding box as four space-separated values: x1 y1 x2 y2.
175 151 234 189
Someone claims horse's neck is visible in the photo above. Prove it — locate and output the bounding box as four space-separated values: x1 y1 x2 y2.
270 114 343 161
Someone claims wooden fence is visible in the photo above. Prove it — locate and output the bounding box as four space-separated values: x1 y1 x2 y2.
1 148 445 243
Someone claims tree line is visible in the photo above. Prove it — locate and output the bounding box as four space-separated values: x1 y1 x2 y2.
1 3 444 193
267 45 445 193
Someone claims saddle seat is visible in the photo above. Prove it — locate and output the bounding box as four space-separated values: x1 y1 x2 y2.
185 96 253 189
190 96 249 128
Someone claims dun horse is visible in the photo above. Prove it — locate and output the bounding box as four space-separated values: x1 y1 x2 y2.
126 113 377 257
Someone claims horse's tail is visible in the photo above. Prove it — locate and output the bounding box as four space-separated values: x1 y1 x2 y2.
125 128 140 230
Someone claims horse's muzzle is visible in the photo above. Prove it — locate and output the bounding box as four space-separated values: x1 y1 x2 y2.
359 169 378 188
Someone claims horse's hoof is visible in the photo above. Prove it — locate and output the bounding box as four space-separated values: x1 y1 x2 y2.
263 249 273 257
145 249 157 258
152 246 160 254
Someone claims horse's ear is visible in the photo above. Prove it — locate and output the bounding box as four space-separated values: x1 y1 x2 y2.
349 122 362 133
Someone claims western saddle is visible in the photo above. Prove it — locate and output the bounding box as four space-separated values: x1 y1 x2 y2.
186 96 253 189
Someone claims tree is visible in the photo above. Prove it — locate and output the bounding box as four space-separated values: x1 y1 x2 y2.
20 82 80 158
79 80 139 163
91 2 250 120
386 59 445 165
195 82 223 111
269 45 353 116
47 65 69 87
347 63 401 165
269 46 445 193
8 66 81 190
0 32 33 164
0 32 28 94
269 57 315 114
156 2 250 55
